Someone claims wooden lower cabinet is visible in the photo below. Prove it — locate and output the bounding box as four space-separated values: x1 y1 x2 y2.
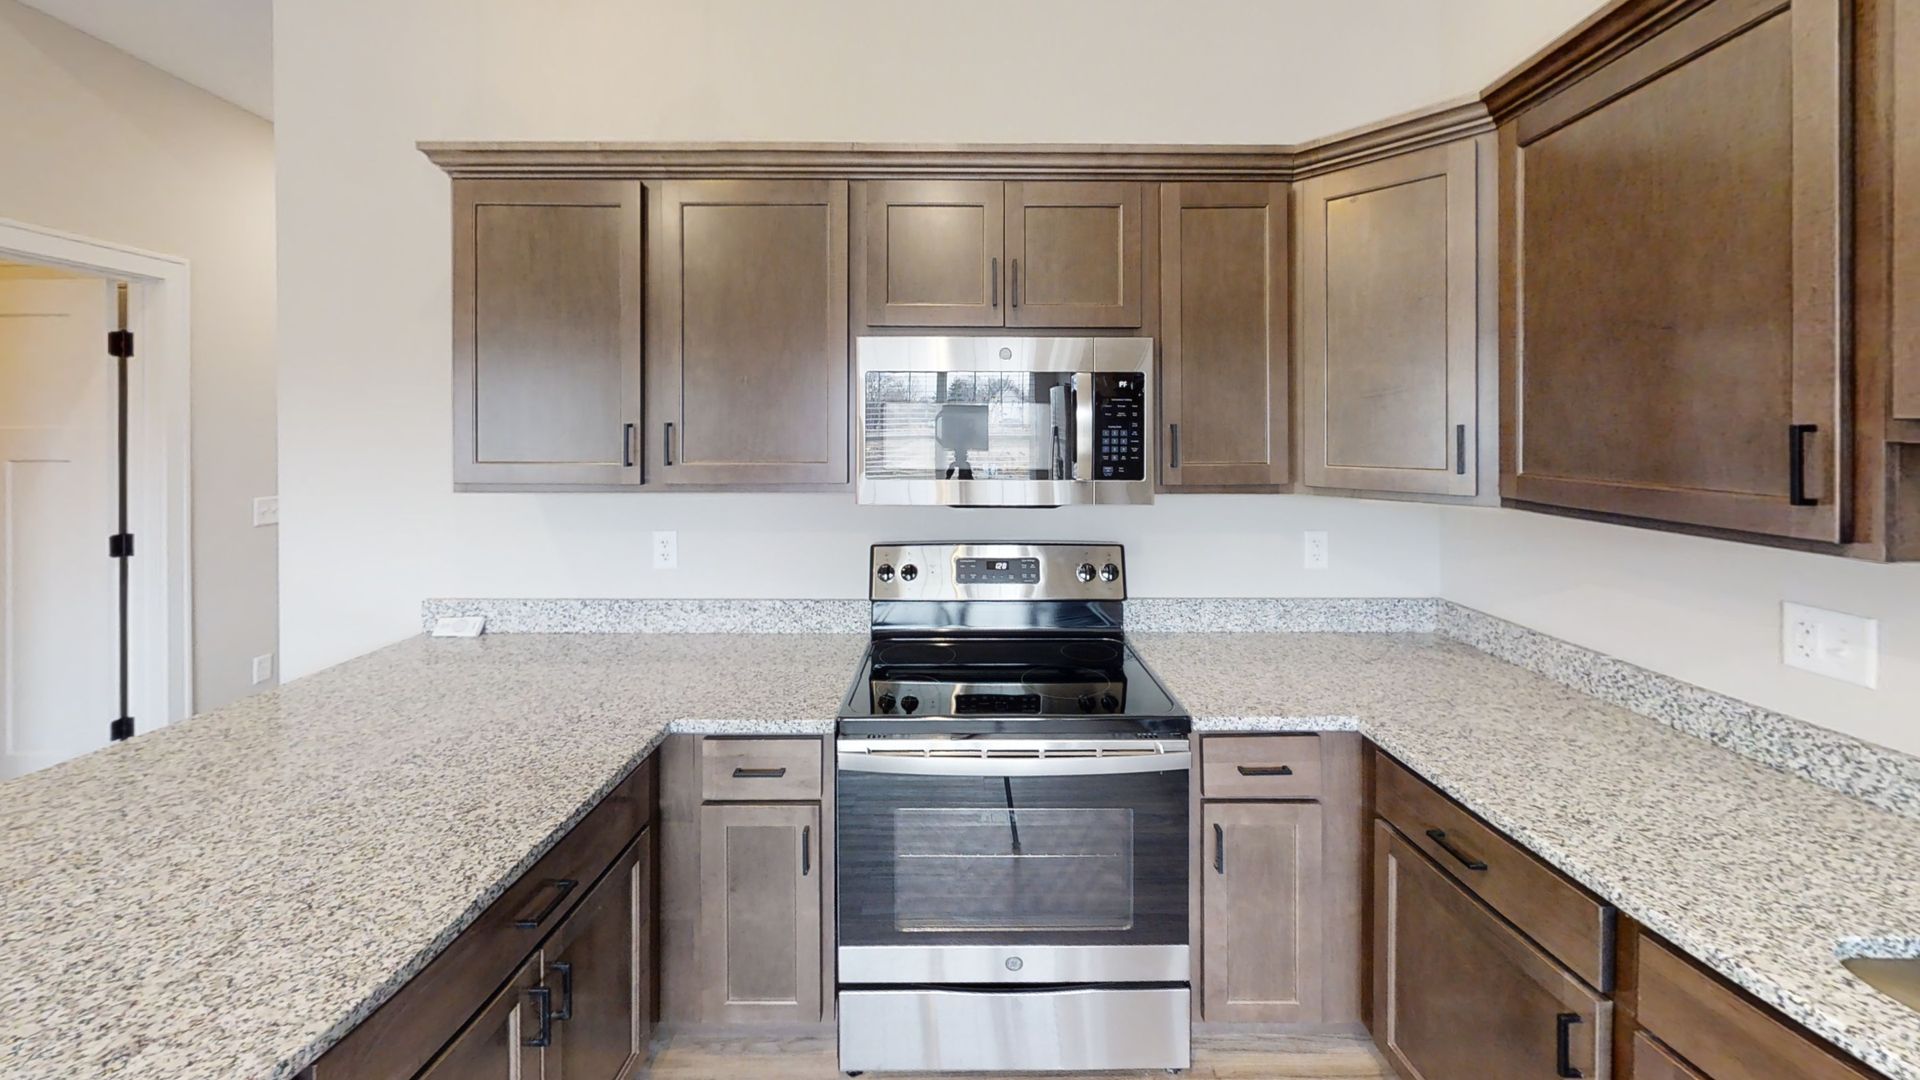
1372 820 1611 1079
1200 802 1324 1022
698 802 824 1023
416 955 546 1079
1632 1030 1707 1080
545 831 652 1080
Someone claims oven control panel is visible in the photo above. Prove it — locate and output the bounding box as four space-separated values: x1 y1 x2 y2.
1093 373 1146 482
871 542 1125 602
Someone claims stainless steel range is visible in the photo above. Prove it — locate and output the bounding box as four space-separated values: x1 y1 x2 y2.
835 542 1191 1074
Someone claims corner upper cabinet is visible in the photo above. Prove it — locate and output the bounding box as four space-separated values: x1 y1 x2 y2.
1501 0 1847 542
1299 139 1488 497
860 180 1145 329
452 179 643 488
1159 182 1290 490
650 180 851 487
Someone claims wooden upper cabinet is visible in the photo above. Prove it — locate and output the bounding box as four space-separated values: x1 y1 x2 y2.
1502 0 1847 542
1896 0 1920 421
1159 182 1290 490
452 179 643 488
650 180 851 487
1371 821 1611 1080
1300 140 1485 497
1201 801 1325 1023
863 180 1005 326
1005 181 1145 328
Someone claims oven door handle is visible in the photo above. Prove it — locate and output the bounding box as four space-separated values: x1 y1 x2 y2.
836 750 1191 778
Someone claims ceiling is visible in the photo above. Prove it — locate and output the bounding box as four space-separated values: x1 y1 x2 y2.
17 0 272 118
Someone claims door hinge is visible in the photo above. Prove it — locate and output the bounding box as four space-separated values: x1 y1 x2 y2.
108 533 135 559
107 329 135 359
110 716 134 741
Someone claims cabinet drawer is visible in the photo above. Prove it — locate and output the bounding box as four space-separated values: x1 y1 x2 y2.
310 755 656 1080
1374 752 1613 990
1632 1031 1705 1080
1636 936 1877 1080
701 737 823 802
1202 735 1322 799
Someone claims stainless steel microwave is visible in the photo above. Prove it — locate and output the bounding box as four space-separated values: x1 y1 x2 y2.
855 336 1154 507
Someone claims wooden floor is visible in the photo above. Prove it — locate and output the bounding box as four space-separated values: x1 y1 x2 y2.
642 1030 1398 1079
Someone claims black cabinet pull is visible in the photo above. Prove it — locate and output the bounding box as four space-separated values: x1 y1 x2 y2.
991 257 1000 308
524 985 554 1048
1213 823 1225 875
550 961 574 1021
1169 423 1181 469
622 423 636 469
513 878 578 929
1455 424 1468 475
1555 1012 1583 1078
663 422 675 468
1237 764 1294 777
1424 829 1488 872
1789 423 1818 506
733 766 787 779
801 826 812 877
1010 258 1020 308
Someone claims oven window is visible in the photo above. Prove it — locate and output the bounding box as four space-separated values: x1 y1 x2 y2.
893 808 1133 933
861 370 1076 482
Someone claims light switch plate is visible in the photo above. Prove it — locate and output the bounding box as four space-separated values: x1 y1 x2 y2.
430 615 487 639
252 495 279 527
653 530 678 570
1782 602 1878 688
1303 531 1329 570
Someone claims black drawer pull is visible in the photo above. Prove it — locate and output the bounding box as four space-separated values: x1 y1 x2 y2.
991 257 1000 308
733 766 788 779
1169 423 1181 469
622 422 636 469
801 825 812 877
1555 1012 1583 1078
1213 823 1225 875
1237 764 1294 777
550 961 574 1021
1425 829 1488 872
1789 423 1818 506
1455 424 1468 475
524 985 553 1048
514 878 578 929
664 421 675 468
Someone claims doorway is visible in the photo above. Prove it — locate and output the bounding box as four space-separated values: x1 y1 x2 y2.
0 219 192 779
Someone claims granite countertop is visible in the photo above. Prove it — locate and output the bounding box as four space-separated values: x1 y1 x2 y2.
0 632 867 1080
1129 631 1920 1080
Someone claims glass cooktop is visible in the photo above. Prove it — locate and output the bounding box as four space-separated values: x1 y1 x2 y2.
839 634 1187 731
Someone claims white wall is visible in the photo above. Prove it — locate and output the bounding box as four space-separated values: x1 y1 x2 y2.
1441 508 1920 758
274 0 1612 679
0 0 277 712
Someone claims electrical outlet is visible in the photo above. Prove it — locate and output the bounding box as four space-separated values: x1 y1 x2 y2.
251 652 275 686
1303 531 1329 570
252 495 279 527
652 530 678 570
1782 602 1878 688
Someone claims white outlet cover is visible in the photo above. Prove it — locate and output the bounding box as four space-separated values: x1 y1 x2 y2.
653 530 678 570
1303 531 1329 570
251 652 275 685
252 495 279 527
1781 602 1878 689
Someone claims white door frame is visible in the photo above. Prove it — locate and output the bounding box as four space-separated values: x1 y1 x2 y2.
0 217 192 730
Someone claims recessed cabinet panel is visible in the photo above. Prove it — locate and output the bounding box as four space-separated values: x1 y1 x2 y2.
1301 141 1480 496
453 179 643 487
1506 0 1845 541
651 180 850 487
699 802 823 1023
864 180 1005 326
415 956 544 1080
1006 181 1144 328
1896 0 1920 420
1201 802 1324 1022
545 831 650 1080
1159 183 1290 490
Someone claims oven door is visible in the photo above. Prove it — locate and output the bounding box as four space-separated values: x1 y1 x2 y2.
836 739 1189 985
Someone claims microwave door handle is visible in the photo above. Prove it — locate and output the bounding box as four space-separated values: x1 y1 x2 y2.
1072 372 1095 482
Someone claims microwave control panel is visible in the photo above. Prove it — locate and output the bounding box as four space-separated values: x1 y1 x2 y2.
1093 373 1146 481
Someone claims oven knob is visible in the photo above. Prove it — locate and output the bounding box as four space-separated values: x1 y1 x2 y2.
1100 693 1119 711
1077 693 1098 712
1075 562 1096 582
876 693 897 712
876 563 895 582
900 695 919 714
900 564 919 582
1100 562 1120 582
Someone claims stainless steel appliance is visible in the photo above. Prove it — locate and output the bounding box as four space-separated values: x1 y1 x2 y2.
836 542 1191 1074
855 337 1154 507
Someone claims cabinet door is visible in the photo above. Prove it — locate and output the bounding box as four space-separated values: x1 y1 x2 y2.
1201 802 1324 1022
1159 182 1290 489
452 179 643 488
1005 181 1144 328
863 180 1005 327
698 803 823 1023
1632 1031 1707 1080
417 955 545 1080
1504 0 1846 541
1300 140 1482 496
650 180 850 486
1896 0 1920 420
1371 820 1611 1080
545 829 651 1080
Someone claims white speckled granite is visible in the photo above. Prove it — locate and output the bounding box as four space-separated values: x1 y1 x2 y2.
0 632 866 1080
1126 597 1439 633
1131 631 1920 1080
422 597 869 634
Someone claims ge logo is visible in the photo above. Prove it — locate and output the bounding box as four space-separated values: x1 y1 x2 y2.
1005 956 1024 972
